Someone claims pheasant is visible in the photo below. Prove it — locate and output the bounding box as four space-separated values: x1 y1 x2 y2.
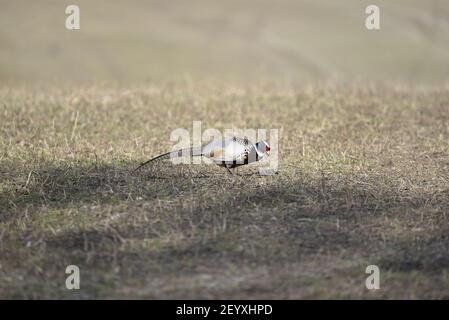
133 137 270 174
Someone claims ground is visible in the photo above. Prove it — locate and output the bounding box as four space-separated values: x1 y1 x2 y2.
1 83 449 299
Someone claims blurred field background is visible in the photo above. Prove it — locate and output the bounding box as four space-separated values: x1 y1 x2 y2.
0 0 448 85
1 0 449 299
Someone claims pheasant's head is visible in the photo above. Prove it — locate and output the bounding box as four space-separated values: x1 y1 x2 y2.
255 140 270 157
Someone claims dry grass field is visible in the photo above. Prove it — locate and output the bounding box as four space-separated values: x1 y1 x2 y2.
1 0 449 299
1 83 449 299
1 0 449 85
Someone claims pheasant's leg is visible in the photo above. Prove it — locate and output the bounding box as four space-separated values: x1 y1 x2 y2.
225 166 233 175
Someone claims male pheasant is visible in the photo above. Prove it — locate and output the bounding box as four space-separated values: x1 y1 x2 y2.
133 137 270 174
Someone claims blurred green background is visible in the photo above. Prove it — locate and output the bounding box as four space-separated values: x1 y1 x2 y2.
0 0 448 85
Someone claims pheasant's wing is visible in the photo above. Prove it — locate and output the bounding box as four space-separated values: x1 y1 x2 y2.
204 140 249 165
203 147 226 159
203 137 248 154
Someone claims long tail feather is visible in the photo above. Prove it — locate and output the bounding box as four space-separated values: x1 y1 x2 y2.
132 146 202 173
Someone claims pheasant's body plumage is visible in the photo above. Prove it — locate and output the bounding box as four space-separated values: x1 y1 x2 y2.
133 136 270 174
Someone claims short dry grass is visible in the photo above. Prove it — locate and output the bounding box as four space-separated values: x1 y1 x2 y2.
1 82 449 299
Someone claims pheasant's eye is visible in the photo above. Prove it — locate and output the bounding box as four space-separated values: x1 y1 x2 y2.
265 145 270 152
